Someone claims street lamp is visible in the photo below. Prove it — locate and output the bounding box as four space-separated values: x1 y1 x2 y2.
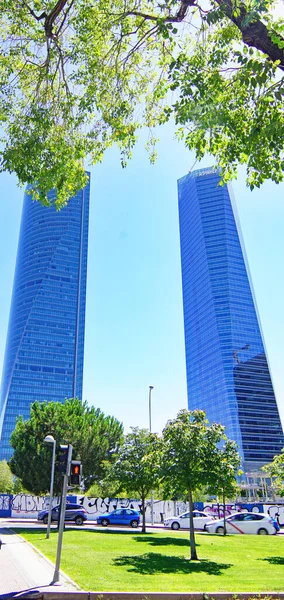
148 385 154 526
44 434 56 539
149 386 154 433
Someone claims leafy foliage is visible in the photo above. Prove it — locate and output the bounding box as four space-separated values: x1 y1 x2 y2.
0 459 14 493
86 460 136 498
207 440 242 534
170 33 284 189
9 398 124 494
162 409 230 559
0 0 283 205
263 448 284 496
112 427 163 531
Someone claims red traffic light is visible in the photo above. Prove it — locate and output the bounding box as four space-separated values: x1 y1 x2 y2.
71 464 80 475
69 461 82 486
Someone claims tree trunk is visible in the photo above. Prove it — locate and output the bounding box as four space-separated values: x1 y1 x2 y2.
217 502 220 519
188 488 198 560
222 490 227 536
141 494 146 533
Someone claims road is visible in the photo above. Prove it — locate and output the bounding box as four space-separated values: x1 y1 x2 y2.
0 517 163 532
1 517 283 534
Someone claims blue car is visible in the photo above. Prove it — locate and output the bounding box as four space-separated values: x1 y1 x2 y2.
97 508 140 528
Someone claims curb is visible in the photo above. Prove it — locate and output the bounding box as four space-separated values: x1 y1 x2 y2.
8 593 284 600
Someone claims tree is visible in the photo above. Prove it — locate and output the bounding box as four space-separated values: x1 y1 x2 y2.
9 398 124 494
207 440 242 535
86 460 131 498
262 448 284 496
0 1 283 206
112 427 163 532
87 470 139 499
0 460 14 493
162 409 226 560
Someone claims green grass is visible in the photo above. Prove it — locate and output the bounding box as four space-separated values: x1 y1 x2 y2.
18 528 284 592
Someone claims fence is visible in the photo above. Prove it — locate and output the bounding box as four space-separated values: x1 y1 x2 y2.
0 493 284 525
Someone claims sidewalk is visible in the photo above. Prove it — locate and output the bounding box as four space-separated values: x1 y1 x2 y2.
0 527 80 598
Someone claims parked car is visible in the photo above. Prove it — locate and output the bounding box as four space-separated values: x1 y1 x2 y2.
97 508 140 528
204 512 278 535
38 503 87 526
164 510 215 531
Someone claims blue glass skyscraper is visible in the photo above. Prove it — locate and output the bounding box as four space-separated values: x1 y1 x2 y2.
0 177 90 461
178 167 284 470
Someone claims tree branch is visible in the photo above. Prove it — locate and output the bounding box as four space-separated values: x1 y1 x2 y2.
44 0 70 38
176 0 197 21
21 1 47 21
56 0 75 37
216 0 284 71
124 0 197 24
126 0 284 69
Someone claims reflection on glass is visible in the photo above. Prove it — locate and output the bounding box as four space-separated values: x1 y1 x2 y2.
178 168 284 470
0 177 90 460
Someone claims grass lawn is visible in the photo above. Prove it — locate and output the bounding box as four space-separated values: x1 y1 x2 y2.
18 528 284 593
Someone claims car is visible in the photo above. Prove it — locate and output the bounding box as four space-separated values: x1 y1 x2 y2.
204 512 277 535
97 508 140 528
38 503 87 526
164 510 215 531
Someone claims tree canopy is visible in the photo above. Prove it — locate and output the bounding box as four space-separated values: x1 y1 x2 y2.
112 427 163 532
162 409 231 559
0 459 14 493
207 439 242 534
0 0 283 206
263 448 284 496
9 398 124 494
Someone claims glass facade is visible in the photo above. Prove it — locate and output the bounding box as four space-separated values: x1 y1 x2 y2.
0 177 90 461
178 167 284 470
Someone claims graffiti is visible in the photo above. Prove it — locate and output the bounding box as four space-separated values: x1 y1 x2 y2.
0 494 12 511
78 496 143 517
10 494 60 518
202 503 238 517
175 502 188 516
265 504 284 526
201 503 266 517
12 494 45 513
1 492 283 524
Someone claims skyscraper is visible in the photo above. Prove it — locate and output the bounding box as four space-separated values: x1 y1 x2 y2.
178 167 284 471
0 177 90 461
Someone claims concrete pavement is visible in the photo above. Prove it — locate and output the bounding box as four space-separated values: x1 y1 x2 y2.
0 527 80 598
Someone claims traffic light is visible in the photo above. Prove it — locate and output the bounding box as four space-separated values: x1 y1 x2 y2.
69 461 82 486
55 444 70 474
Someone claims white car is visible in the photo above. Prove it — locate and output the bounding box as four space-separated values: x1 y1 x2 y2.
164 510 215 531
204 512 277 535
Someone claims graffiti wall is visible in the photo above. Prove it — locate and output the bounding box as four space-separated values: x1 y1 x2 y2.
264 504 284 527
10 493 61 519
75 497 189 523
0 493 283 525
0 494 12 517
0 494 186 521
195 502 284 526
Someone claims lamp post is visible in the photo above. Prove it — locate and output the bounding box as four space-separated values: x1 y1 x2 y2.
148 385 154 526
44 434 56 539
149 386 154 433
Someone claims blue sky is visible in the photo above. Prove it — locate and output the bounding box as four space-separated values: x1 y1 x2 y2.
0 124 283 436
